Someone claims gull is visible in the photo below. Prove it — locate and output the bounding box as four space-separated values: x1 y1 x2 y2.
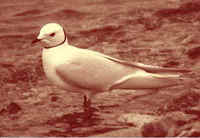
32 23 189 113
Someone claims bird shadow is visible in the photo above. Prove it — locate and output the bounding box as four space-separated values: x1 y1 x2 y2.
44 108 124 136
47 108 99 127
43 90 161 136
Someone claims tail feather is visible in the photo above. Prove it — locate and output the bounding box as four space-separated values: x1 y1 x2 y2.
109 71 181 90
151 73 180 78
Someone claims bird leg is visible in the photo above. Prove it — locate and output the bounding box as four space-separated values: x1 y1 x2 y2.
83 92 99 119
83 95 92 113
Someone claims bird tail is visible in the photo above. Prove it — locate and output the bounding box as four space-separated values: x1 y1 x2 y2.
151 72 180 78
109 71 183 90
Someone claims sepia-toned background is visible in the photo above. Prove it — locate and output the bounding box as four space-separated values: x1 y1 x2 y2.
0 0 200 136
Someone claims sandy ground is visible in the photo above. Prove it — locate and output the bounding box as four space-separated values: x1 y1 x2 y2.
0 0 200 136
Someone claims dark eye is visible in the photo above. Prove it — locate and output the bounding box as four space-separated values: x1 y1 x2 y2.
50 32 55 37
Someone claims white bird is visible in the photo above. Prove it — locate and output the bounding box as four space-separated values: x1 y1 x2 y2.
32 23 189 113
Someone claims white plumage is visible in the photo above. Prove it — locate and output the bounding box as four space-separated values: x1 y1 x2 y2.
32 23 189 112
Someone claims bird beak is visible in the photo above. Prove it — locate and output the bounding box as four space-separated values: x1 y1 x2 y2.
32 38 41 44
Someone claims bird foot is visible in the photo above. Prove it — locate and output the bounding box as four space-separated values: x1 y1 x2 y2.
83 95 91 112
84 95 91 108
83 95 99 119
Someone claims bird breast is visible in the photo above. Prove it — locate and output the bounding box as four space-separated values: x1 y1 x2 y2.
42 46 79 91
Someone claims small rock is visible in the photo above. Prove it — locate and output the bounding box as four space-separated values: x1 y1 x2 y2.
142 121 168 137
164 111 195 125
141 111 196 137
24 97 42 105
38 92 48 99
178 122 200 137
181 35 194 45
51 96 59 102
118 113 159 127
7 102 21 114
186 122 200 136
186 47 200 59
22 92 33 99
0 108 7 115
30 88 37 91
55 112 65 118
185 104 200 117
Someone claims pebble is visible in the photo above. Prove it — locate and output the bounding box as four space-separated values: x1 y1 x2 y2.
118 113 159 127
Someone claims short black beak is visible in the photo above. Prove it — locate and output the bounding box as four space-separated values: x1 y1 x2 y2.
32 38 41 44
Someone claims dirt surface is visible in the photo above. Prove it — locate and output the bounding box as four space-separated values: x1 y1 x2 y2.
0 0 200 136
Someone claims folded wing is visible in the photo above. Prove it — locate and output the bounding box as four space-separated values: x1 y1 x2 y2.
56 48 188 92
100 54 190 73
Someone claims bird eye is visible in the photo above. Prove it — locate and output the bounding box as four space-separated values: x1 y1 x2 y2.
50 32 55 37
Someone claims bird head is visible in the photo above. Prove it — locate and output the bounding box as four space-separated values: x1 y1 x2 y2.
32 23 67 48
